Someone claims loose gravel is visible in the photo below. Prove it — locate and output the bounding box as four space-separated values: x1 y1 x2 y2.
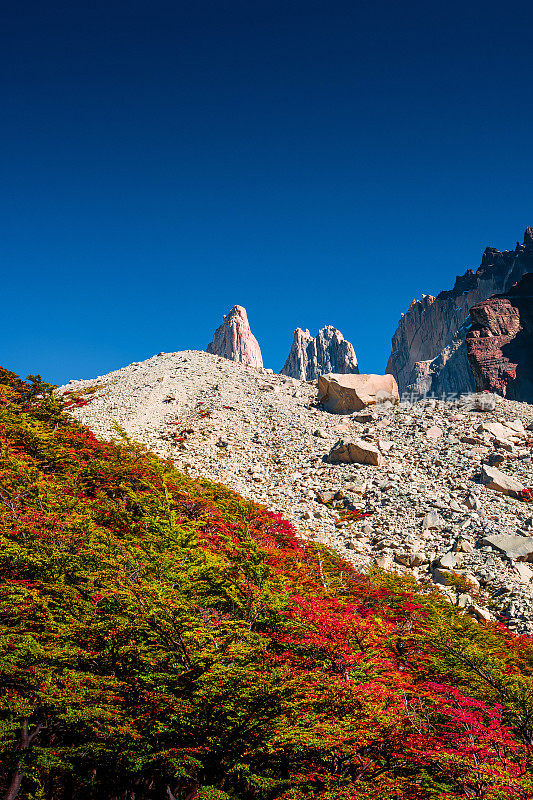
58 350 533 632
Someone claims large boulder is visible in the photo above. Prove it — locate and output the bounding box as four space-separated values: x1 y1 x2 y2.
206 305 263 368
481 420 528 444
327 438 383 466
317 373 399 414
281 325 358 380
480 464 524 498
482 534 533 562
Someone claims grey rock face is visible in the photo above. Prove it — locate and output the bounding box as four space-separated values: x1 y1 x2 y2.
387 227 533 396
281 325 358 380
206 305 263 368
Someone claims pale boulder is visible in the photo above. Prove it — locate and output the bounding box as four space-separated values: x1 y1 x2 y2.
317 373 400 414
422 511 444 531
327 438 383 466
461 393 498 412
394 550 427 568
514 563 533 584
438 551 458 569
378 439 394 453
426 426 443 439
482 534 533 562
481 420 528 445
480 464 524 498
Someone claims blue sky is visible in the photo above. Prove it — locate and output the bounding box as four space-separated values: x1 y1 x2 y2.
2 0 533 384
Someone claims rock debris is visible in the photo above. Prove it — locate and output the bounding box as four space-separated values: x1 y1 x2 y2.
58 350 533 633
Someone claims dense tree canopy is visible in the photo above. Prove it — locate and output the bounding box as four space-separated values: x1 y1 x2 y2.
0 367 533 799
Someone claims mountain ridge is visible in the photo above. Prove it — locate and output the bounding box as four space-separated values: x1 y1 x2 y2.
387 227 533 396
281 324 359 380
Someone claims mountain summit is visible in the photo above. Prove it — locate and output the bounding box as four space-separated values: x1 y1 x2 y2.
281 325 358 380
387 227 533 396
206 304 263 368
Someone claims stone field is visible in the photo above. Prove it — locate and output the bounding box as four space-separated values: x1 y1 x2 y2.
58 350 533 632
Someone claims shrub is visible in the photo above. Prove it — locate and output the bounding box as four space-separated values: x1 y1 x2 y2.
0 367 531 799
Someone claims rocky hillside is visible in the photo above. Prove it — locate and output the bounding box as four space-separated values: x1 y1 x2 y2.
467 273 533 403
59 351 533 634
387 227 533 397
281 325 358 379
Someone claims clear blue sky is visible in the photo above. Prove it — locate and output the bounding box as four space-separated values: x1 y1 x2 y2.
2 0 533 384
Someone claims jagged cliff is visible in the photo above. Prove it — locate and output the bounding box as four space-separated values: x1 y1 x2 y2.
386 227 533 396
466 272 533 403
206 305 263 368
281 325 358 380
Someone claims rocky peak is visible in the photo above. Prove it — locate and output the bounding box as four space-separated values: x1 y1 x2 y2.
281 325 358 380
206 305 263 368
387 227 533 397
